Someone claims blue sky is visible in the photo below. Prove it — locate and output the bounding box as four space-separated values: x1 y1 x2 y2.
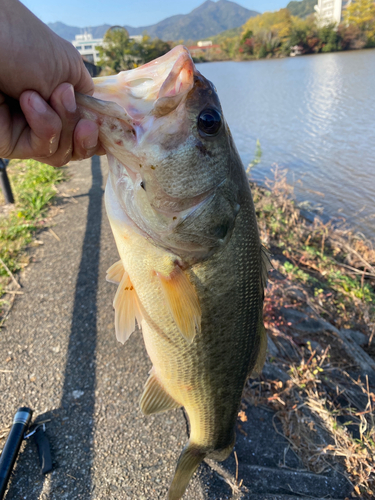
23 0 290 27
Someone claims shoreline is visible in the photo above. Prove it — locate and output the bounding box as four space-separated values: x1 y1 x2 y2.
250 169 375 498
251 171 374 246
193 46 375 64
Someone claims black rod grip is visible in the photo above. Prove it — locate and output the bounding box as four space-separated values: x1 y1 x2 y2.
0 407 32 499
0 160 14 205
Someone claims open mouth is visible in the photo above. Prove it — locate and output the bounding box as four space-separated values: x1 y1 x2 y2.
77 45 196 127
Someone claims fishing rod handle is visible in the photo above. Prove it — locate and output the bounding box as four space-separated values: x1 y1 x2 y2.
0 407 32 499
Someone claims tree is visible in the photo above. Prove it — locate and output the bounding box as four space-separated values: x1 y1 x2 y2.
287 0 317 18
132 35 171 64
289 15 320 53
97 27 136 73
241 9 293 58
97 29 171 74
344 0 375 39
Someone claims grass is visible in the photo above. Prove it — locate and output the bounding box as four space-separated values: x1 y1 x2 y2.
0 159 65 302
246 164 375 498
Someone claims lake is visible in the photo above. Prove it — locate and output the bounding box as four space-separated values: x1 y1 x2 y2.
198 49 375 241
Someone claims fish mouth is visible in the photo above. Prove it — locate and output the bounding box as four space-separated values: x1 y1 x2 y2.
76 45 196 127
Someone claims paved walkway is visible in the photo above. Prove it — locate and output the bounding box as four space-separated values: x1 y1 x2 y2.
0 157 352 499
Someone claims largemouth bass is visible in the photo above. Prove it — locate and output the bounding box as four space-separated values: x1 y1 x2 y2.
77 45 269 499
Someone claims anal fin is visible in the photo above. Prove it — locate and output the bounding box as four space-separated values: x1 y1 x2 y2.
157 266 201 344
113 270 143 344
140 371 180 416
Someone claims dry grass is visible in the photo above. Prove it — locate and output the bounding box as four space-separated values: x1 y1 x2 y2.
249 167 375 498
253 166 375 332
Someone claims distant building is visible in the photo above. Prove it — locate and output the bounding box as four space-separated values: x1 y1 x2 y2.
72 33 102 65
314 0 351 26
188 44 221 57
197 41 213 47
290 45 304 56
130 35 143 43
72 32 144 66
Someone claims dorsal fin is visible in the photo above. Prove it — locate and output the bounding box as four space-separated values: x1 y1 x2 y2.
112 269 143 344
156 266 201 344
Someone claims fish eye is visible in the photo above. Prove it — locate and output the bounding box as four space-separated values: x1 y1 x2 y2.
197 108 222 136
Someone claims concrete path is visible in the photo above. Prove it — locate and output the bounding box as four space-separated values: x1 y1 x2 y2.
0 157 352 500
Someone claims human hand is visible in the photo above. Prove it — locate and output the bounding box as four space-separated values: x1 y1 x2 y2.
0 84 104 166
0 0 104 165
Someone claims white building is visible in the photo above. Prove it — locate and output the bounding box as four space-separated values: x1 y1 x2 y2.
314 0 351 26
72 33 102 65
197 41 213 47
72 32 144 66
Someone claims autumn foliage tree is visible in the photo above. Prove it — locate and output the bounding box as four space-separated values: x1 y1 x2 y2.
344 0 375 43
231 1 375 60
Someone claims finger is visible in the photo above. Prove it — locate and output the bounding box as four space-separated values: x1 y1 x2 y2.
17 91 62 159
0 92 16 158
75 62 95 96
47 83 79 166
63 41 95 96
72 119 105 161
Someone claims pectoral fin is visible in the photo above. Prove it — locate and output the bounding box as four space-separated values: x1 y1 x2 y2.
106 260 125 284
260 245 272 294
140 371 180 415
156 266 201 344
113 270 143 344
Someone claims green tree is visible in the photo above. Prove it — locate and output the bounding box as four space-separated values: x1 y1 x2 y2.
287 0 317 18
98 30 171 74
132 35 171 64
318 23 341 52
97 28 136 73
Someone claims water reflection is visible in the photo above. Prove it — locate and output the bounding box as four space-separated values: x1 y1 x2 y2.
198 50 375 240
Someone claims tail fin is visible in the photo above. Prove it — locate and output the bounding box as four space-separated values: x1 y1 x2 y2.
167 442 207 500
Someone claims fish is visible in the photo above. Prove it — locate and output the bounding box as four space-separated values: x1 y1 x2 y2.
76 45 270 499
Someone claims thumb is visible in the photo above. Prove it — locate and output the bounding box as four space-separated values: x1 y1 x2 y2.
74 60 95 96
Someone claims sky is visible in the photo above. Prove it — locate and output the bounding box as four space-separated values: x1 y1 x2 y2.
23 0 290 27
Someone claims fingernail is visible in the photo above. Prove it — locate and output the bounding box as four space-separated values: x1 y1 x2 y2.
82 130 98 150
49 135 58 154
29 92 48 114
61 84 76 113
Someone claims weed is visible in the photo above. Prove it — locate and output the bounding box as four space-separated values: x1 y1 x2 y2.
0 159 65 302
248 166 375 498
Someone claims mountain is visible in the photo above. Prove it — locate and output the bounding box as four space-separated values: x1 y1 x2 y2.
48 22 111 40
48 0 259 42
286 0 317 18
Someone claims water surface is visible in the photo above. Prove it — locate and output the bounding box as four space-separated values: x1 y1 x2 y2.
198 50 375 240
